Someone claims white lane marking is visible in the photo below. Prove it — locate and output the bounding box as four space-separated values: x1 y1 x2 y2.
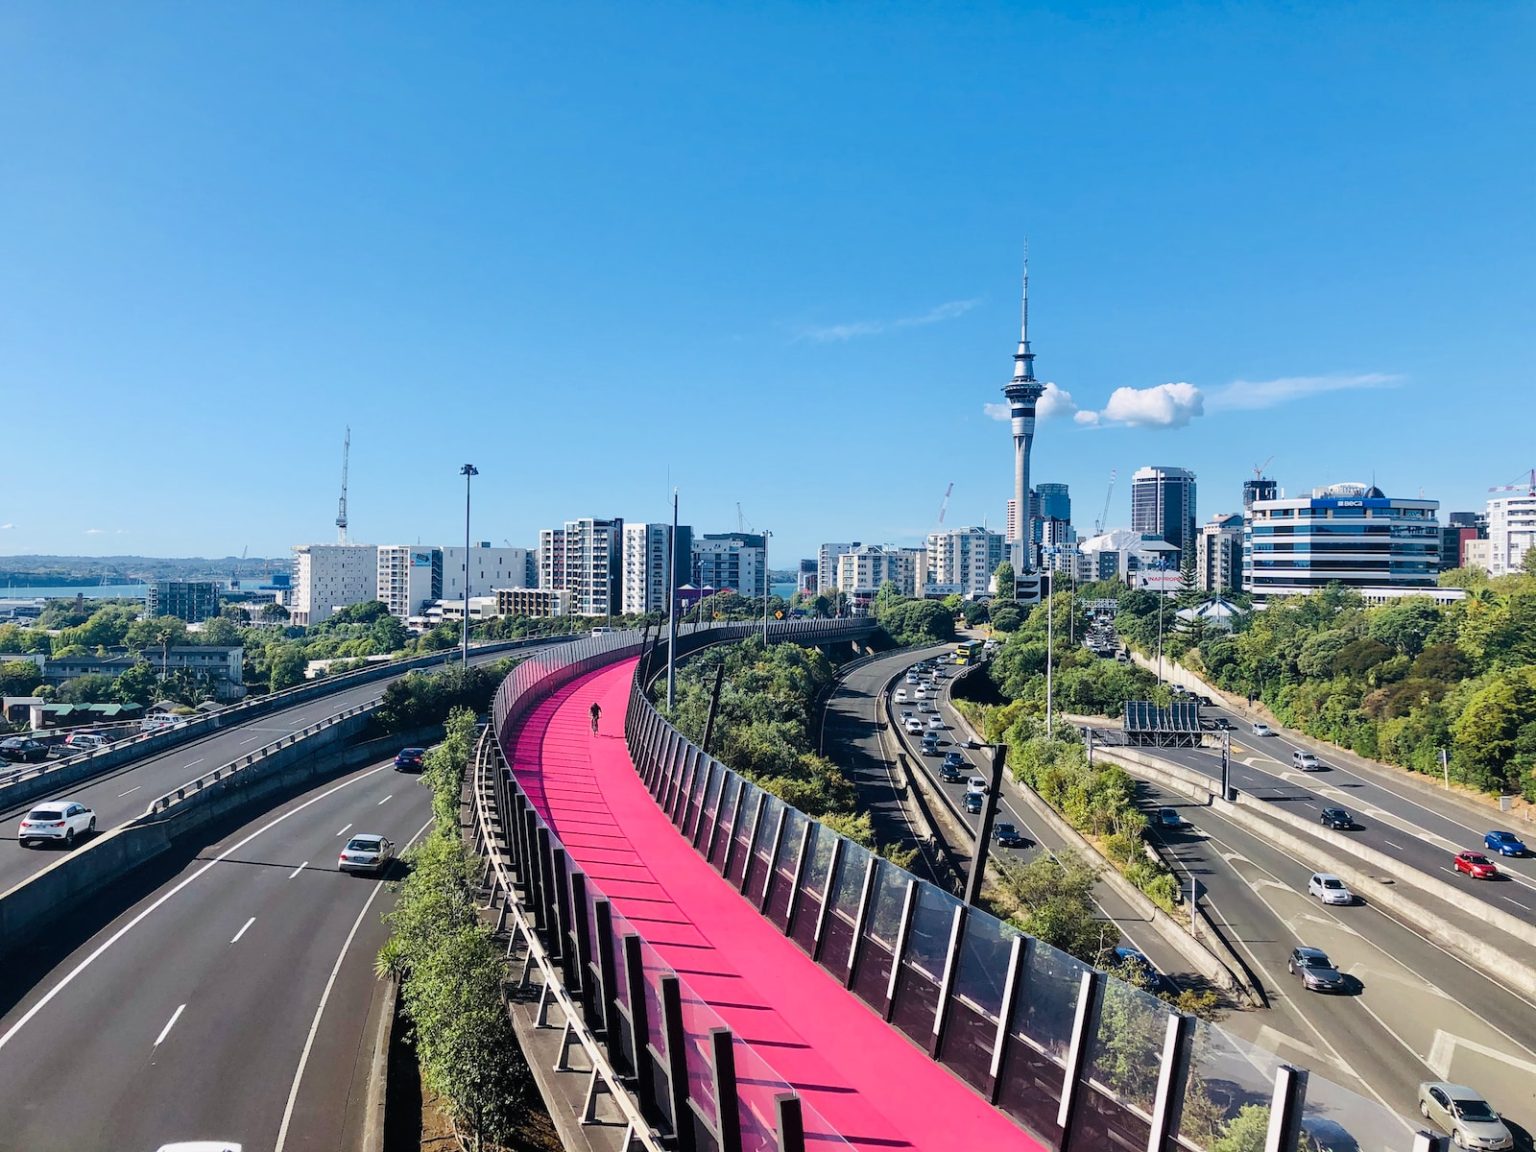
1503 896 1528 908
335 823 352 837
377 794 392 806
230 917 256 944
154 1004 186 1047
240 735 262 745
182 758 204 769
1382 840 1404 850
288 861 308 879
0 762 395 1054
117 786 141 798
273 815 435 1152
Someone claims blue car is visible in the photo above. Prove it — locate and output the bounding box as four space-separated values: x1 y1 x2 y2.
1484 830 1527 857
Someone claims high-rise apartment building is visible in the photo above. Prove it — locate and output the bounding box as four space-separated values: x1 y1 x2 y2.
622 523 681 615
797 559 818 595
291 544 378 626
1243 476 1279 512
1196 515 1244 594
836 545 921 598
1243 483 1440 605
926 527 1005 599
817 542 861 592
538 519 623 616
1036 482 1071 524
1132 467 1198 559
1440 512 1487 573
147 581 220 623
694 533 766 597
377 546 443 619
1485 486 1536 577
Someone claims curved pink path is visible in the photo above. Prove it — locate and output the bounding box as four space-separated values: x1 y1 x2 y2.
509 658 1040 1152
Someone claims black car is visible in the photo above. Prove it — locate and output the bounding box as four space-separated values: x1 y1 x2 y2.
939 761 963 782
1197 695 1214 707
964 792 983 814
394 747 426 772
1319 807 1354 830
0 737 50 764
1210 717 1235 731
993 822 1028 848
1288 946 1347 993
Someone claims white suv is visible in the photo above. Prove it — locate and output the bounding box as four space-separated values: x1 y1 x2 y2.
18 799 96 847
1292 750 1322 771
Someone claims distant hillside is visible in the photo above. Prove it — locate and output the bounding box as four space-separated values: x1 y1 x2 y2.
0 555 287 585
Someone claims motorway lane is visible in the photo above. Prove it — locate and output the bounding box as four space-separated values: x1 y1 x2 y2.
0 645 538 894
1148 721 1536 924
0 757 433 1151
874 653 1202 988
1136 777 1536 1139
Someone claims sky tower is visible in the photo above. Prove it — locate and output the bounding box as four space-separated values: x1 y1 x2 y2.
1004 251 1045 578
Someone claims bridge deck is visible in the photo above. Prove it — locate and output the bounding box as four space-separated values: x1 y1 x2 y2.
510 658 1038 1152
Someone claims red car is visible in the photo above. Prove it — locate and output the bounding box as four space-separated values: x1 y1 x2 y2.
1454 851 1499 879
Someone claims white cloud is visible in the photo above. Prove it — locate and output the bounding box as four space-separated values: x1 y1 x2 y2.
1206 373 1400 411
799 298 979 343
982 382 1076 422
84 528 105 535
0 523 13 530
1076 381 1205 429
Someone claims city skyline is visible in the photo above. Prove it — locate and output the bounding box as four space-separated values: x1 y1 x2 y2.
1 4 1530 563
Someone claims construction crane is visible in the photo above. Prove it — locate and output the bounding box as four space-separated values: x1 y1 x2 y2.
935 482 954 530
1094 468 1117 536
1253 455 1275 480
231 546 247 589
335 426 350 544
736 502 755 533
1489 468 1536 496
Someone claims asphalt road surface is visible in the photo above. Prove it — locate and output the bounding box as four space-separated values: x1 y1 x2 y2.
0 645 542 894
0 756 431 1152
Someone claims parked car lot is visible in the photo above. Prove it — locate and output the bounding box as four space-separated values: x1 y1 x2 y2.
18 799 96 847
0 736 52 763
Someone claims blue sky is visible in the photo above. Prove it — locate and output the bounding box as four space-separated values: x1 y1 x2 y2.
2 2 1531 566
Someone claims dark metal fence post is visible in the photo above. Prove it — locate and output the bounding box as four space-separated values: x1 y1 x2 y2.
570 871 592 1008
1056 969 1105 1146
964 743 1007 907
738 791 769 895
760 805 791 911
709 1027 742 1152
844 855 879 987
659 975 696 1152
702 662 726 755
536 826 560 954
622 932 656 1109
717 778 749 875
774 1093 805 1152
550 847 575 985
810 836 845 961
929 904 968 1058
782 821 815 937
883 879 919 1022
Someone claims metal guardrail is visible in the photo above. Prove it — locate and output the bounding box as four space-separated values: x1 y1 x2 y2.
471 724 667 1152
142 699 376 815
0 635 565 796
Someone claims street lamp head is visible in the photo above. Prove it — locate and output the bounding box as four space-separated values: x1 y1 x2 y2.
460 463 479 477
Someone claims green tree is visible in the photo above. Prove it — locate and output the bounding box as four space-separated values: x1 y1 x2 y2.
58 672 118 703
196 617 243 647
268 644 306 692
369 613 410 654
995 850 1107 963
259 601 291 622
125 615 190 651
993 560 1015 598
113 659 160 706
0 659 42 695
989 604 1023 633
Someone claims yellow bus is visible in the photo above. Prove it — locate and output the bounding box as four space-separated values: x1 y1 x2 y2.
954 640 985 665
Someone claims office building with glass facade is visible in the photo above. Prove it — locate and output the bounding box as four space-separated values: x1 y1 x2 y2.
1243 483 1440 605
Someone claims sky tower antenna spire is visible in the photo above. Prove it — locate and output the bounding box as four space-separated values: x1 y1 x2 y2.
335 426 350 544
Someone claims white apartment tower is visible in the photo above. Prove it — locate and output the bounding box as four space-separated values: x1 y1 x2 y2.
817 542 861 593
291 544 378 627
622 523 673 615
926 527 1005 599
441 544 534 603
836 545 920 597
1486 482 1536 578
377 546 442 619
541 518 623 616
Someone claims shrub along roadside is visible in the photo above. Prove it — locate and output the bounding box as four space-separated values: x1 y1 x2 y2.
376 706 532 1146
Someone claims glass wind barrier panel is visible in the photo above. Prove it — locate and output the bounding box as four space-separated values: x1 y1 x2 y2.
850 861 910 1012
815 839 870 972
997 944 1091 1141
940 913 1021 1092
744 793 785 898
676 984 723 1131
1176 1017 1285 1152
709 773 741 869
764 808 807 930
788 822 837 954
695 761 723 848
727 785 765 888
1068 978 1169 1152
731 1036 857 1152
890 881 962 1047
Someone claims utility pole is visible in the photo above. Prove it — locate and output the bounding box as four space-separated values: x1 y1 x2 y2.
762 530 773 646
1045 568 1054 736
964 744 1008 907
459 464 478 668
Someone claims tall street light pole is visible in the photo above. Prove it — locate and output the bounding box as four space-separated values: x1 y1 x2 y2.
1045 554 1054 737
460 464 478 668
762 530 773 646
666 489 679 712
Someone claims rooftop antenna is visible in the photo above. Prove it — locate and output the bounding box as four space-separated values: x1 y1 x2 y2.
335 426 350 544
